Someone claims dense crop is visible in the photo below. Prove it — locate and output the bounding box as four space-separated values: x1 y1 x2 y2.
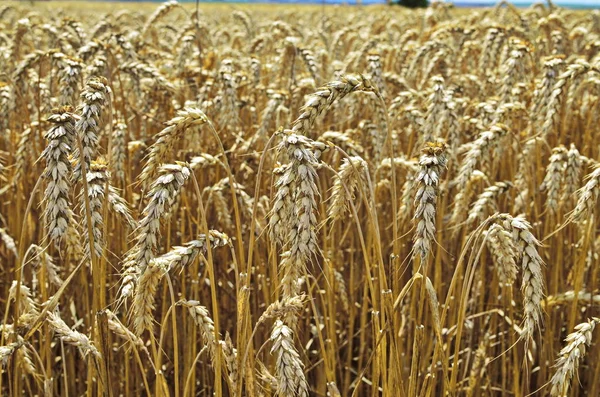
1 1 600 396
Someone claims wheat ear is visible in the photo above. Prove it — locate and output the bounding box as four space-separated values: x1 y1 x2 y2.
139 108 207 186
413 141 448 262
120 162 190 299
47 312 100 359
270 319 309 397
42 107 77 245
498 214 546 341
550 318 600 396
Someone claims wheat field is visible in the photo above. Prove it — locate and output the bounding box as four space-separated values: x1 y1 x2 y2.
0 1 600 396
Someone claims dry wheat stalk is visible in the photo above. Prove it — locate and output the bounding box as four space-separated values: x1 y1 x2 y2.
217 60 240 131
15 342 36 377
499 39 531 105
378 157 418 174
531 56 564 126
142 0 181 37
11 121 36 187
299 48 320 83
276 134 320 300
545 291 600 307
206 187 234 231
333 269 350 313
220 333 238 392
3 5 600 397
513 137 544 212
366 53 384 95
269 162 294 247
0 340 25 367
450 170 487 228
466 333 490 397
57 56 84 106
9 281 38 321
541 146 567 214
560 144 582 206
422 76 447 145
541 60 594 139
107 186 136 228
317 131 364 156
189 154 223 170
105 310 147 350
256 90 286 141
29 245 62 287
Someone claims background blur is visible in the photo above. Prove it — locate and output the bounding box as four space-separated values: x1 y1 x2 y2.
105 0 600 8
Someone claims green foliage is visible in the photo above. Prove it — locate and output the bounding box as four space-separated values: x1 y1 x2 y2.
395 0 429 8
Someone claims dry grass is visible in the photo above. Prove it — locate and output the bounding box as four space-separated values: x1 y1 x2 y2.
1 1 600 396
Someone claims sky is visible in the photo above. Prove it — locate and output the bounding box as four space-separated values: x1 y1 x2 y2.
200 0 600 7
449 0 599 6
